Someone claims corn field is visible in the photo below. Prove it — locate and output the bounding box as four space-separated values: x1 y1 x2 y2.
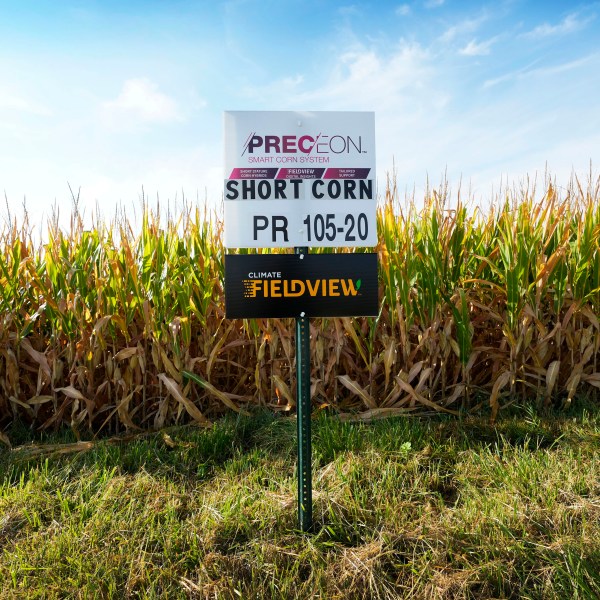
1 174 600 434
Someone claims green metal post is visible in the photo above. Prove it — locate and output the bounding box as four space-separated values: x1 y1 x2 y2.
295 246 312 532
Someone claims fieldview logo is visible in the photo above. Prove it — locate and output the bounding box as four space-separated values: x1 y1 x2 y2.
225 253 377 319
243 278 362 298
241 133 365 156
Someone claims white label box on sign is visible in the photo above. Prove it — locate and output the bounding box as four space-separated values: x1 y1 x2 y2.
223 111 376 248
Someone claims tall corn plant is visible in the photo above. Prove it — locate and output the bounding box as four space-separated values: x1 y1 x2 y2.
1 173 600 432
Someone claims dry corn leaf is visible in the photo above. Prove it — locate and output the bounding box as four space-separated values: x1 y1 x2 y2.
310 378 323 401
566 364 584 401
580 306 600 330
415 367 433 393
207 323 234 379
545 360 561 398
582 373 600 388
380 382 406 408
92 315 113 336
382 337 397 390
114 347 139 361
20 339 51 378
13 441 94 459
337 375 377 409
273 374 295 407
394 376 459 415
341 318 368 366
4 349 20 394
157 373 212 426
116 385 143 431
407 361 423 384
39 397 69 430
561 301 579 330
55 386 87 401
465 350 480 373
182 371 250 415
257 338 267 362
444 384 465 406
580 344 595 367
154 396 169 430
159 347 181 382
27 395 54 405
490 371 512 422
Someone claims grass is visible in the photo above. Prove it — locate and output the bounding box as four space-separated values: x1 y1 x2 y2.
1 402 600 599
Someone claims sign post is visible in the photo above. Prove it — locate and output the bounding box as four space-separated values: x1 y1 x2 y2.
295 246 312 531
223 111 377 533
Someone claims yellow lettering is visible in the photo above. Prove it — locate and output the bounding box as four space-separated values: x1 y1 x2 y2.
328 279 340 296
243 280 263 298
246 278 359 298
270 280 282 297
341 279 358 296
306 280 320 296
285 279 305 297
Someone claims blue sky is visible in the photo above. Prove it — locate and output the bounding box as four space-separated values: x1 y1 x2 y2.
1 0 599 226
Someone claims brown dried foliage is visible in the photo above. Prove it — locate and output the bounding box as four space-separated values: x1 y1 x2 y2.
0 173 599 434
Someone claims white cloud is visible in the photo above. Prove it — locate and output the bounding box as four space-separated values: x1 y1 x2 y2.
439 15 487 43
424 0 444 8
459 38 495 56
238 36 599 206
483 53 597 88
103 78 183 123
523 12 593 39
77 145 224 220
396 4 411 16
240 42 454 195
289 43 435 113
0 91 52 116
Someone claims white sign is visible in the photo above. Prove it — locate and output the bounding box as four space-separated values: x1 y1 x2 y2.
224 111 376 248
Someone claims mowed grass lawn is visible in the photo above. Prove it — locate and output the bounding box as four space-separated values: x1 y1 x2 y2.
1 403 600 599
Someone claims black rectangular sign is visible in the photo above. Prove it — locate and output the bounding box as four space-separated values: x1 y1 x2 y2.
225 253 378 318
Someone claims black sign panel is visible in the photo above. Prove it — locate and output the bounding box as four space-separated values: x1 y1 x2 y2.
225 253 378 318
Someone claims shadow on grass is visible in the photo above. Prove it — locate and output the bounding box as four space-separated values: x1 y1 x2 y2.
1 396 598 489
